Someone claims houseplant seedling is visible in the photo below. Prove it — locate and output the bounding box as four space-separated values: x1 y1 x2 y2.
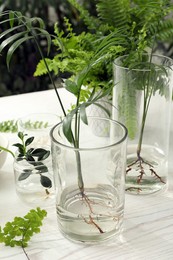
0 132 52 194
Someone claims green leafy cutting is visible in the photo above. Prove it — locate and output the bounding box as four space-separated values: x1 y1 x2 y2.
0 132 52 190
14 132 50 161
0 208 47 259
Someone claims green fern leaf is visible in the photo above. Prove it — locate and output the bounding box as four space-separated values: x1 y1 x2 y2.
119 100 138 140
96 0 130 29
150 20 173 41
68 0 99 30
34 58 54 76
117 77 138 140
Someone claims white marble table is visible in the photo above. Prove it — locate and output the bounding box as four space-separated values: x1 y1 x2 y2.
0 89 173 260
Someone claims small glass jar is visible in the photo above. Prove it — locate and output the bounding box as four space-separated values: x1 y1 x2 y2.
13 154 55 207
17 113 60 146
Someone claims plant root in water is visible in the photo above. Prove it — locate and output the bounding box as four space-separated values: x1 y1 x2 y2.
79 190 119 234
80 191 104 234
83 215 104 234
126 154 165 193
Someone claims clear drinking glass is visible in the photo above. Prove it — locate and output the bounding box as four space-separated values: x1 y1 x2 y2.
50 117 127 243
113 54 173 195
17 113 60 146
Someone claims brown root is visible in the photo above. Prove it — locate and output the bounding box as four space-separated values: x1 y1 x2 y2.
126 155 165 185
80 191 104 233
83 215 104 234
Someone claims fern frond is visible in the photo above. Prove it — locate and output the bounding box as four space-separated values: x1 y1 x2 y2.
131 0 173 26
34 58 55 76
118 84 138 140
96 0 130 29
149 19 173 42
68 0 99 30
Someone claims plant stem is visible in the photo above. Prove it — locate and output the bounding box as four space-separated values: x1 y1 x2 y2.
16 13 67 117
24 15 85 196
34 28 85 193
33 35 66 117
0 146 15 158
137 97 148 156
21 224 30 260
22 246 30 260
74 88 85 193
75 150 84 193
137 60 154 157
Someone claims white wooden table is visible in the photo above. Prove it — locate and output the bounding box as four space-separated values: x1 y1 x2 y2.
0 89 173 260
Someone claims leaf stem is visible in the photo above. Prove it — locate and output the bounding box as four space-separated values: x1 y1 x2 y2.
14 12 66 118
75 150 84 193
22 246 30 260
31 18 85 195
33 38 66 117
137 53 154 156
0 145 15 158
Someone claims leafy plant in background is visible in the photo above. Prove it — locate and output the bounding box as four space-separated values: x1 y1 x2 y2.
0 207 47 260
0 132 52 194
34 0 173 104
0 0 95 33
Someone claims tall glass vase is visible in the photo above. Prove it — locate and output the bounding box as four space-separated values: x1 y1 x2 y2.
50 117 127 243
113 54 173 195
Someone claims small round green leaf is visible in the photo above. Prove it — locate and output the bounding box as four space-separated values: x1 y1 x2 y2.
40 175 52 188
25 137 34 146
18 170 32 181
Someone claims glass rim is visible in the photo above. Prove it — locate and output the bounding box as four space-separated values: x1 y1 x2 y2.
17 112 60 130
113 53 173 71
50 116 128 151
